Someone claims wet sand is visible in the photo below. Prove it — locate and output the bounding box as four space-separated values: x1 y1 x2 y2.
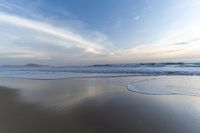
0 78 200 133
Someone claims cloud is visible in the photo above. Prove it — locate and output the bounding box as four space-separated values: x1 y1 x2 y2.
110 35 200 63
0 1 24 11
114 19 121 28
172 38 200 45
0 3 12 9
134 16 140 20
1 0 200 65
0 9 116 65
0 46 50 59
0 11 108 54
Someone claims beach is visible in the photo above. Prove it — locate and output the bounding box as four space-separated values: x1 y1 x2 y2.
0 77 200 133
1 0 200 132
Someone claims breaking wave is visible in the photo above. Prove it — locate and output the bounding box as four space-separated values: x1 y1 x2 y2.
1 63 200 97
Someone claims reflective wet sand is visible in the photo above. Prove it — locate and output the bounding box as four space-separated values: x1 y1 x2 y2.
0 78 200 133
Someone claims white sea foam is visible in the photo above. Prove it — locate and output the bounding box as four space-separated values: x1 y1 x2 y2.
128 84 200 96
1 64 200 80
127 77 200 96
1 65 200 97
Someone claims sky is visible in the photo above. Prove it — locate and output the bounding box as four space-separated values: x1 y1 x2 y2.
0 0 200 65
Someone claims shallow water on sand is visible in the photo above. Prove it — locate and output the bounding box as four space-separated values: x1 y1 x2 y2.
0 77 200 133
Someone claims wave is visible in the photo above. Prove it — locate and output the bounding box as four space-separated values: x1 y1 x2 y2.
127 77 200 97
1 65 200 97
2 62 200 68
128 84 200 96
1 63 200 80
84 62 200 68
0 74 145 80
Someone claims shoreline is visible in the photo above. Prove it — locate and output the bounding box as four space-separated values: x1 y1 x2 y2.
0 78 200 133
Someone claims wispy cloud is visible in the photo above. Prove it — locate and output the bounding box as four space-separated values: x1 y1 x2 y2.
0 11 107 53
1 0 200 65
114 19 121 28
134 16 140 20
0 46 50 59
172 38 200 46
0 1 23 10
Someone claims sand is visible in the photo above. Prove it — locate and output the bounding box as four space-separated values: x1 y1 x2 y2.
0 78 200 133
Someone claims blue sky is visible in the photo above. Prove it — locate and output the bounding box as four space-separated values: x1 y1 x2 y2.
0 0 200 65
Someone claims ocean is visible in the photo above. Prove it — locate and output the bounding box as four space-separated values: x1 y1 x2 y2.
1 63 200 96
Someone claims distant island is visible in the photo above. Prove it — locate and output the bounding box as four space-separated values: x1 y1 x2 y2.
24 63 49 67
1 63 49 68
1 62 200 68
